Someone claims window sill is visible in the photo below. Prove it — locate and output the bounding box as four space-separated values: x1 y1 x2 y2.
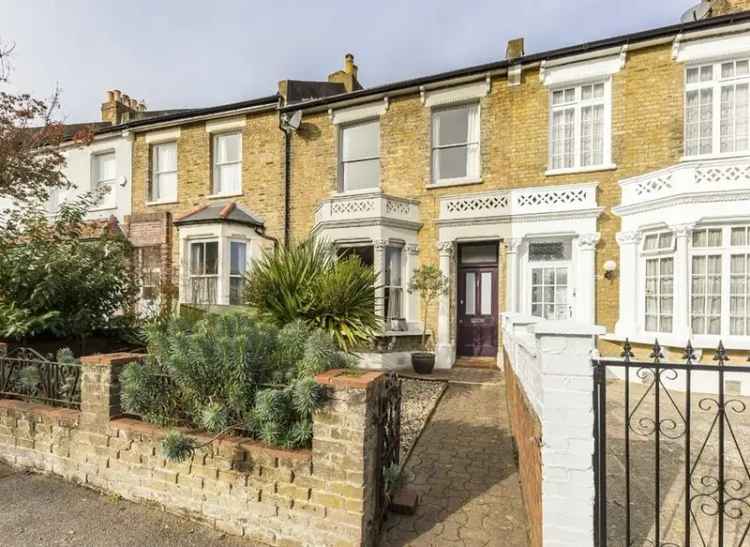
333 188 382 197
545 164 617 177
426 178 483 190
145 200 179 207
680 152 750 163
89 206 117 212
207 192 243 200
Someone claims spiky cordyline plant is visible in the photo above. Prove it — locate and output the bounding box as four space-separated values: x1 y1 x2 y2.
244 238 380 352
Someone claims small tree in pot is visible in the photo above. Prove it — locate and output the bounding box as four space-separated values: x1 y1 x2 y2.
408 265 448 374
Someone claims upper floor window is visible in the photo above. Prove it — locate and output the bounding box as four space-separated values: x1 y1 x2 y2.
151 142 177 203
549 82 610 171
685 59 749 158
431 103 480 184
212 132 242 195
92 151 116 209
339 119 380 192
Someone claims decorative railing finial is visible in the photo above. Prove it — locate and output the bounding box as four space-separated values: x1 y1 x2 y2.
650 339 664 363
683 340 697 365
621 338 634 361
713 340 729 366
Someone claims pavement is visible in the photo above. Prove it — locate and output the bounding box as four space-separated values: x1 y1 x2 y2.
0 464 255 547
380 369 530 547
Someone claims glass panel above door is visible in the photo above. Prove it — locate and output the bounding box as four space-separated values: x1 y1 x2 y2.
460 243 498 265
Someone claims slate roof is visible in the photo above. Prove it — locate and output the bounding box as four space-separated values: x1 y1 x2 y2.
173 202 264 228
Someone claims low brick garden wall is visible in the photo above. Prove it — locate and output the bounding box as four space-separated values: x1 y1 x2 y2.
0 345 386 547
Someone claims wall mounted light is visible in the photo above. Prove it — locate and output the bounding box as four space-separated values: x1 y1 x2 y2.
603 260 617 280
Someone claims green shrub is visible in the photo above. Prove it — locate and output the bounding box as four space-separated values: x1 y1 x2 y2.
245 238 380 352
121 313 348 457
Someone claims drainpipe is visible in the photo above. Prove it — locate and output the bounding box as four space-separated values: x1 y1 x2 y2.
254 226 278 250
278 109 291 248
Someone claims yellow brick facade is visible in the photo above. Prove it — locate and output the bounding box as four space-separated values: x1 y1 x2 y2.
286 41 686 357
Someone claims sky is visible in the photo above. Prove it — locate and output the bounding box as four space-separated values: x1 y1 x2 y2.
2 0 695 123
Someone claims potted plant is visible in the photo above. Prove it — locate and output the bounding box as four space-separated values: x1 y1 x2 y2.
408 265 448 374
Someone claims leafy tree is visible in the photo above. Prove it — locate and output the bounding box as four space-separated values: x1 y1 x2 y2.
0 193 139 342
245 238 380 351
0 37 87 205
408 265 449 351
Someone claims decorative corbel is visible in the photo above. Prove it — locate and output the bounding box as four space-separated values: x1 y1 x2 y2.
672 33 683 61
619 44 629 69
419 85 426 106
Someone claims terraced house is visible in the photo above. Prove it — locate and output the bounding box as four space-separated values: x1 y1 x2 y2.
42 0 750 370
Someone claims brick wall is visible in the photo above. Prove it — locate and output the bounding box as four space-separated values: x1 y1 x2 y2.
504 350 543 547
0 353 385 547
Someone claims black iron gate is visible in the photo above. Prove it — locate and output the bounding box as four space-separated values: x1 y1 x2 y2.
594 340 750 547
375 371 402 525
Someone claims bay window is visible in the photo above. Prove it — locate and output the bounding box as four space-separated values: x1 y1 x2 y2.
384 246 403 320
339 120 380 192
549 82 609 171
212 132 242 195
685 59 750 158
431 102 480 184
151 142 177 203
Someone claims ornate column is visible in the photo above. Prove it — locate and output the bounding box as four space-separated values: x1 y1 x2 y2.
615 230 642 337
672 223 695 339
436 241 454 369
505 239 523 314
405 244 420 325
576 233 600 324
374 239 387 319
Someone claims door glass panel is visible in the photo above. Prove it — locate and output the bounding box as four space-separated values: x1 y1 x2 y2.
460 244 498 265
480 272 492 315
465 272 476 315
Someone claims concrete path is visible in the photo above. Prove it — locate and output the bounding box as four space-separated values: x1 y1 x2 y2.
381 369 530 547
0 463 255 547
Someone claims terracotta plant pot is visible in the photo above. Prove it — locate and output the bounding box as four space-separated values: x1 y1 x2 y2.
411 352 435 374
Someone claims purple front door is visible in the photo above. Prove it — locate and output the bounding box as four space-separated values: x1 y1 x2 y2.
457 266 498 357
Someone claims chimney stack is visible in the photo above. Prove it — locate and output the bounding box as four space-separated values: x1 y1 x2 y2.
506 37 525 60
100 88 147 125
708 0 750 16
328 53 363 92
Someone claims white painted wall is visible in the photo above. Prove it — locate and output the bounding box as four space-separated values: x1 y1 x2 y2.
0 131 132 223
503 313 605 547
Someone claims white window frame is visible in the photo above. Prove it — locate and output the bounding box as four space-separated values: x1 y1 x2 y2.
91 150 117 210
684 58 750 160
228 240 248 306
688 225 750 341
211 131 243 197
189 240 220 305
430 101 481 186
338 118 381 194
384 245 404 320
546 79 614 175
640 231 676 335
150 141 178 204
527 240 573 321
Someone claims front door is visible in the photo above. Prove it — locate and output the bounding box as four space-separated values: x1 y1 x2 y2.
457 243 499 357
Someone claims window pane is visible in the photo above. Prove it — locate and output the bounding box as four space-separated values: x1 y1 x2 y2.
343 158 380 191
732 227 748 246
687 67 700 84
342 120 379 162
155 172 177 202
465 272 476 315
96 153 116 182
216 133 241 163
190 243 204 275
215 163 241 194
434 105 470 146
551 108 575 169
205 242 218 275
460 244 498 265
229 277 244 306
386 246 402 287
230 242 247 275
701 65 714 82
155 142 177 172
529 242 565 261
434 146 468 180
480 272 492 315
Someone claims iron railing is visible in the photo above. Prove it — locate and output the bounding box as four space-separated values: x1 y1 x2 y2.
375 371 402 526
594 339 750 547
0 347 81 409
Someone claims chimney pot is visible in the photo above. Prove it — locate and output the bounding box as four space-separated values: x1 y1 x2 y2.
121 94 130 107
506 38 525 60
345 53 355 75
113 89 122 102
106 90 115 102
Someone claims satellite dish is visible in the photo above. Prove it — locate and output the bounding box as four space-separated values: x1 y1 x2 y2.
282 110 302 132
681 1 712 23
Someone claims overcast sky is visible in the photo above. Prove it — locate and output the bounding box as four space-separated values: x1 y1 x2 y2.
2 0 694 123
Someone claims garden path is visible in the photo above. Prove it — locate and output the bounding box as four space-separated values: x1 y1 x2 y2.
381 368 530 547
